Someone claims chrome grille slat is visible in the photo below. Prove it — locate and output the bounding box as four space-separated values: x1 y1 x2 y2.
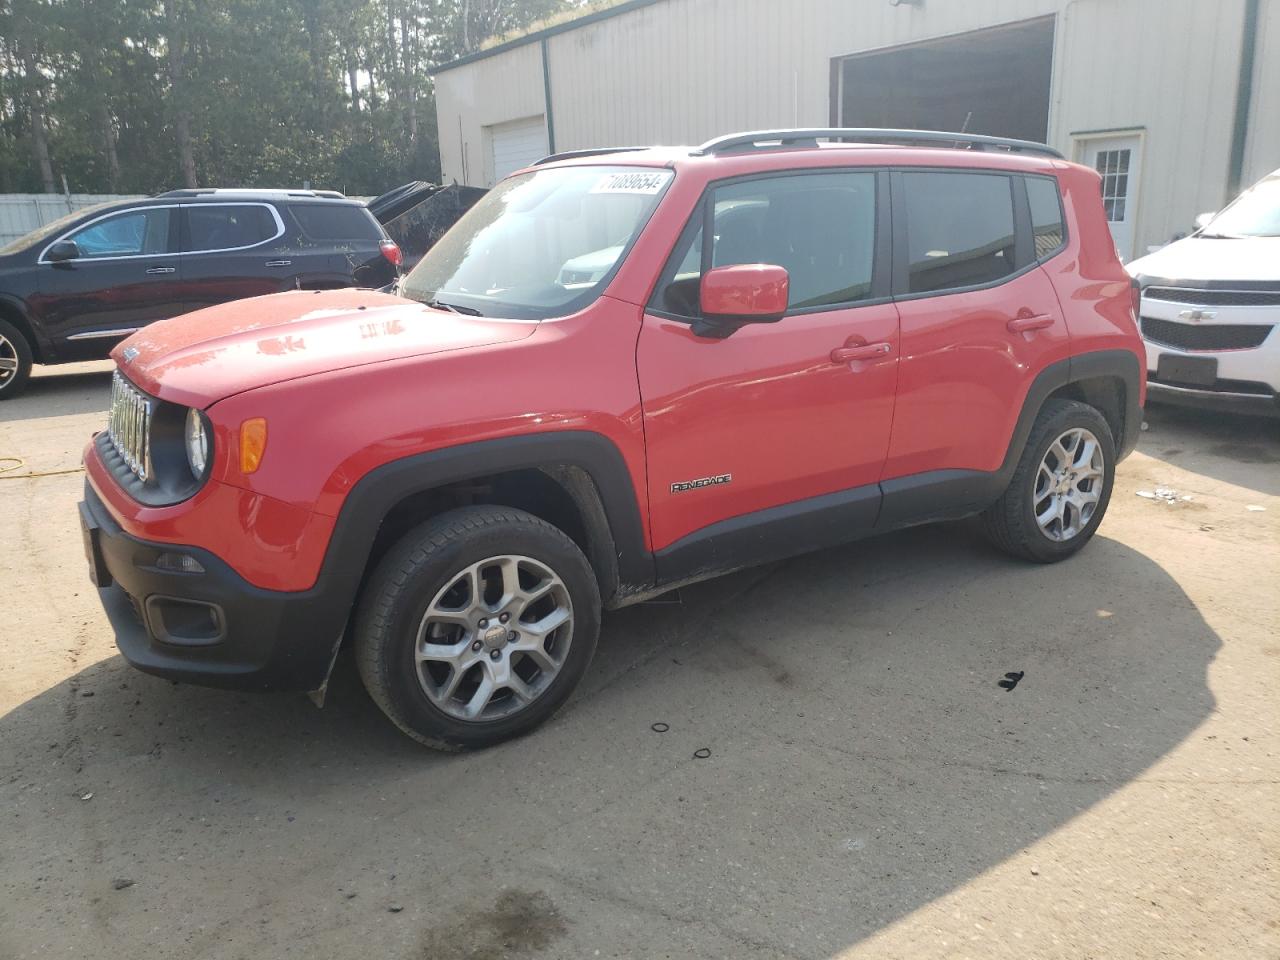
107 371 153 482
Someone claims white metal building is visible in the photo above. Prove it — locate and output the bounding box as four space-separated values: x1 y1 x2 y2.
431 0 1278 260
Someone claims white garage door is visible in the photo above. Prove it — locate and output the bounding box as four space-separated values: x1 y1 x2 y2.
489 116 549 184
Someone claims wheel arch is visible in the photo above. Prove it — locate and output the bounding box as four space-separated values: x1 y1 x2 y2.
325 432 654 612
1004 349 1143 478
0 295 47 363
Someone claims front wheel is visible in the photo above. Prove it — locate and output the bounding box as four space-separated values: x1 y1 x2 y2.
981 398 1116 563
354 506 601 750
0 318 33 400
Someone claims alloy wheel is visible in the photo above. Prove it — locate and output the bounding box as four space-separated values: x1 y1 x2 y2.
1034 427 1105 542
414 555 574 722
0 333 18 387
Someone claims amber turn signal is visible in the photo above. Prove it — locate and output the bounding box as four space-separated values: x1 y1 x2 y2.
239 417 268 474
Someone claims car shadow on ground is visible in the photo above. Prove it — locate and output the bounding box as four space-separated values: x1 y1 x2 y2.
0 522 1220 957
1140 400 1280 497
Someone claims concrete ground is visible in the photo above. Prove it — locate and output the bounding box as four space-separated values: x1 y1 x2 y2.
1 361 1276 960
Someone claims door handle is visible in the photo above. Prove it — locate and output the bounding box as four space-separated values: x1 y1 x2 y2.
1007 313 1055 333
265 259 292 267
831 341 892 364
145 266 176 275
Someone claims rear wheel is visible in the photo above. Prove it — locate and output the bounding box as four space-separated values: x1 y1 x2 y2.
981 399 1116 562
354 506 601 750
0 318 33 400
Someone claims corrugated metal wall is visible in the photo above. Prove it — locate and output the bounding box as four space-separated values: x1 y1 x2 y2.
433 0 1277 255
1048 0 1249 250
1244 0 1280 189
0 194 143 246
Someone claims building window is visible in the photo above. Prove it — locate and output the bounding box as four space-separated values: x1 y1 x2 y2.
1095 149 1131 222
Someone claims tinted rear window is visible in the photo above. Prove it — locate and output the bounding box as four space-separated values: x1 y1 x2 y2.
292 205 382 241
186 204 278 251
903 172 1016 294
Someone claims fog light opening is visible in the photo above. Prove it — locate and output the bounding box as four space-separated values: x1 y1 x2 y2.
154 552 206 574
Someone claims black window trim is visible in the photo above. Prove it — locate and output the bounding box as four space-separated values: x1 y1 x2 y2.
645 166 894 324
177 201 286 256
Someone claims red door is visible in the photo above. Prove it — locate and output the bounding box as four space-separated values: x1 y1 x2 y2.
636 170 898 553
884 170 1071 481
638 305 900 551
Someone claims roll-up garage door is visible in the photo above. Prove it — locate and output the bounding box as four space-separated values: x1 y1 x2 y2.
489 116 549 184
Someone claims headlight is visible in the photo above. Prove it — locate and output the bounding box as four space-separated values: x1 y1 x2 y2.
185 408 210 478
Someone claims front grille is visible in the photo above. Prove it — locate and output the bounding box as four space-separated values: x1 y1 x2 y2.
1141 316 1273 351
107 371 153 481
1145 287 1280 307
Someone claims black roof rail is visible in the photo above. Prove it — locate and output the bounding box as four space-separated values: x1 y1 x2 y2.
693 128 1064 160
533 147 648 165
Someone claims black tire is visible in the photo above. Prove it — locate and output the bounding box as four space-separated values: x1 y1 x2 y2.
0 318 34 400
354 506 601 750
981 398 1116 563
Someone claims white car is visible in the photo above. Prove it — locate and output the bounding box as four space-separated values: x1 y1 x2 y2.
1127 168 1280 413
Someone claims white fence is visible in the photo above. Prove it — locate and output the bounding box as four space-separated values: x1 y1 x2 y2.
0 193 145 247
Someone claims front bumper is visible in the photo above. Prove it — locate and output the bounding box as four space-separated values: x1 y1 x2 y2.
1145 379 1279 416
80 482 353 691
1139 290 1279 413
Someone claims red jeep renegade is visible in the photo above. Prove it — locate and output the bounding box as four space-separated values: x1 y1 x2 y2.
80 129 1145 749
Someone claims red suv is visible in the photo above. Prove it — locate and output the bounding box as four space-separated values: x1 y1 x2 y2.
79 129 1145 749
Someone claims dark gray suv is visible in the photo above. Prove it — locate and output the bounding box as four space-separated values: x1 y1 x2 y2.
0 188 401 398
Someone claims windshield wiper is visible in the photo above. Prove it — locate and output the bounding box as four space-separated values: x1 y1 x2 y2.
426 298 483 316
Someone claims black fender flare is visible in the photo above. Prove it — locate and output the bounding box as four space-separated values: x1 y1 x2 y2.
877 348 1143 529
1066 348 1144 461
999 349 1143 477
317 430 655 608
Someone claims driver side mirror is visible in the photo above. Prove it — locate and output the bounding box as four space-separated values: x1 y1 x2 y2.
45 239 81 263
692 264 789 339
1194 211 1216 232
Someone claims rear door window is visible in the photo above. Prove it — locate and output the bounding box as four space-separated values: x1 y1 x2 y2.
901 172 1016 294
292 204 383 242
183 204 279 252
654 171 878 317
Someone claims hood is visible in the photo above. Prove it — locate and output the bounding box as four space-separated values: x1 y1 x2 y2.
113 288 536 408
1127 234 1280 283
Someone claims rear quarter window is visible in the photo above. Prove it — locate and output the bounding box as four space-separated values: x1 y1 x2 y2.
291 205 383 242
1026 176 1067 259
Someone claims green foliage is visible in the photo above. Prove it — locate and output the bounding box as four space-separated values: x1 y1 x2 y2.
0 0 577 194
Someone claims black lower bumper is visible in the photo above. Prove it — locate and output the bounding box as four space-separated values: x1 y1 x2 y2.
80 483 357 691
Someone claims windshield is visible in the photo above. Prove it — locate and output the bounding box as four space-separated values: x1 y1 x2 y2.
0 201 121 256
1202 175 1280 238
400 165 673 319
